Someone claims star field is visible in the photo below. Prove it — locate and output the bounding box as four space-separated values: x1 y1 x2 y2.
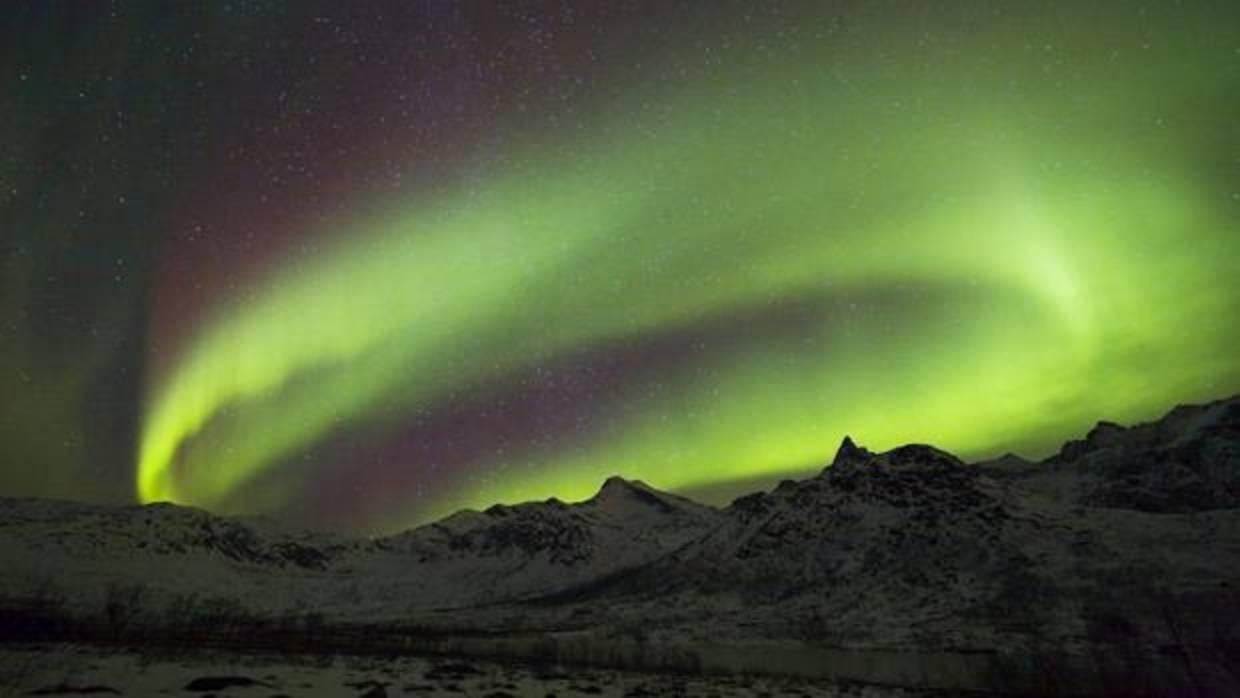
4 2 1239 532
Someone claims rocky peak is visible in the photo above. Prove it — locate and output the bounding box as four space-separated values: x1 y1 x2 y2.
590 476 678 513
824 437 961 474
810 439 990 519
831 435 872 467
1056 395 1240 512
1056 421 1128 461
596 475 643 495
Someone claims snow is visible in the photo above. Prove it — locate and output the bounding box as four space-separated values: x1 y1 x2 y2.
1 395 1238 695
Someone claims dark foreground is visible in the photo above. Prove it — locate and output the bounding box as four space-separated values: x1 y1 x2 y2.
0 643 981 698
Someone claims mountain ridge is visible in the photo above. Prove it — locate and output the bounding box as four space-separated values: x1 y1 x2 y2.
2 394 1238 695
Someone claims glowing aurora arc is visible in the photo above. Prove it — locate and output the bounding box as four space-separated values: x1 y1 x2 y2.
139 6 1240 528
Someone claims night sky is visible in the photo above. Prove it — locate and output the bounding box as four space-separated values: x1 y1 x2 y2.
3 1 1238 533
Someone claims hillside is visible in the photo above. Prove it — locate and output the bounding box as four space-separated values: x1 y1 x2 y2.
1 395 1238 695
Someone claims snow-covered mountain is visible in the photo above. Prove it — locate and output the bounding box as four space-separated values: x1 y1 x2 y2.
385 476 718 563
1 395 1238 693
356 476 721 610
529 396 1240 686
0 497 364 568
0 475 721 617
0 496 377 620
1035 396 1240 512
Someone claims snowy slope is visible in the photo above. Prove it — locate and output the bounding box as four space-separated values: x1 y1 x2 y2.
348 477 722 612
0 395 1237 676
536 397 1240 659
0 476 721 617
0 497 375 617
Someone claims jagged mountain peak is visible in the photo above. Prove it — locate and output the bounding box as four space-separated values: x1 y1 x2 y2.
1037 394 1240 512
365 474 724 606
831 435 871 467
824 437 964 475
586 475 714 518
812 442 987 511
1051 394 1240 464
597 474 650 493
592 475 658 502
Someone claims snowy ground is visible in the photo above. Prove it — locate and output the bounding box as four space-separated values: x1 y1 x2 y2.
0 644 966 698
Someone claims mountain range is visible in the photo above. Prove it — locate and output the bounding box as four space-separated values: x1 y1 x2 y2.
2 395 1238 695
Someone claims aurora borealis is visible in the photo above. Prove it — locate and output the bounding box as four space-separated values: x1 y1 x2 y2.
4 2 1239 532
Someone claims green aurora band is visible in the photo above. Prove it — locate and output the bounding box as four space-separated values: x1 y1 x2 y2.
139 5 1240 529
